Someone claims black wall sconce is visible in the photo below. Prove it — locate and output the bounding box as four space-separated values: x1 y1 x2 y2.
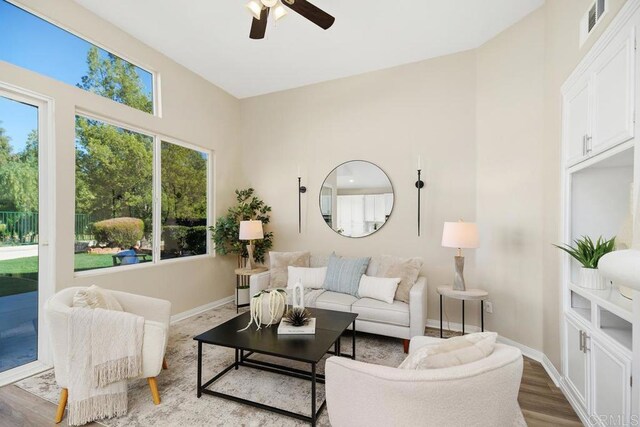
415 157 425 236
298 175 307 234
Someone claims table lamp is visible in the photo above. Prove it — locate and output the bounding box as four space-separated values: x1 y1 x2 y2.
239 220 264 270
441 220 479 291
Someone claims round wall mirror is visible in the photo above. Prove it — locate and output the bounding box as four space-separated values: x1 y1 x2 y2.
320 160 394 238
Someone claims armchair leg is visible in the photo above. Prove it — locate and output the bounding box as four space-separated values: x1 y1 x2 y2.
148 377 161 405
55 388 68 424
162 357 168 370
403 339 410 354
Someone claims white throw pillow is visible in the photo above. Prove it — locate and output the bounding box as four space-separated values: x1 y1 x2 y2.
287 266 327 289
399 332 498 369
72 285 123 311
357 274 401 304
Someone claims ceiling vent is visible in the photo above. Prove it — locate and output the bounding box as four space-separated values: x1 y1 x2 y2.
581 0 607 46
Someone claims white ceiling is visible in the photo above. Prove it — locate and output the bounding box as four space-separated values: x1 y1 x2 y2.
72 0 544 99
334 161 392 190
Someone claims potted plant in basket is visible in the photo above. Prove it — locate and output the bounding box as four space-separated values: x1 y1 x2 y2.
554 236 616 290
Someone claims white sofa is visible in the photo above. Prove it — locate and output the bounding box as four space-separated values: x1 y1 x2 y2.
249 255 427 345
325 336 526 427
45 287 171 423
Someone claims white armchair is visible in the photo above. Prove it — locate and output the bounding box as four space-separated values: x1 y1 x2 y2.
45 287 171 424
325 336 525 427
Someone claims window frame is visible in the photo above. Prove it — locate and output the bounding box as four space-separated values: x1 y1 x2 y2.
3 0 161 116
73 110 214 278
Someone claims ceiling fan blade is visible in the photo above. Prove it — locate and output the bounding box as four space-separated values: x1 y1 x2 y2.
249 7 270 39
283 0 335 30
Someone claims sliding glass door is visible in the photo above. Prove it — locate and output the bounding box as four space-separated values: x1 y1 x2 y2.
0 88 50 381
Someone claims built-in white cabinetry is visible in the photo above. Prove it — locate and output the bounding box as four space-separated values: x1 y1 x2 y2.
561 2 640 424
564 26 636 167
564 314 589 409
591 335 632 425
565 76 592 166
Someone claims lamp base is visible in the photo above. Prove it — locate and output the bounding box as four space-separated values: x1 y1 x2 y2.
453 255 466 291
246 243 256 270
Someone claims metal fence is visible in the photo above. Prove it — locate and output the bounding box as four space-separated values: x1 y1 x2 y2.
0 211 94 244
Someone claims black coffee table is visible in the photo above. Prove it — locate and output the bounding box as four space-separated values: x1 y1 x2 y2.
193 307 357 426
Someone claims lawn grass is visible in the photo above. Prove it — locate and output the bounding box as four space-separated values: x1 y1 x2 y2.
0 254 116 297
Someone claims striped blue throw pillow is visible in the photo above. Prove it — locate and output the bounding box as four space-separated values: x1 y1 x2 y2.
323 254 371 296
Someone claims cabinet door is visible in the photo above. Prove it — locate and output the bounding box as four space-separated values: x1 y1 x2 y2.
590 336 631 426
591 27 635 156
564 316 589 409
565 76 591 166
374 195 386 222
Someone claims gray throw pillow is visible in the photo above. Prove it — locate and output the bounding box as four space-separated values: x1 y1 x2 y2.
323 254 371 296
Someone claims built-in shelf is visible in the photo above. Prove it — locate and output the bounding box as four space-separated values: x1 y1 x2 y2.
570 290 592 322
599 307 633 352
569 283 633 323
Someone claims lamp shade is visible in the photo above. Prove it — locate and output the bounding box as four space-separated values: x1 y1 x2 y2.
239 220 264 240
441 221 479 249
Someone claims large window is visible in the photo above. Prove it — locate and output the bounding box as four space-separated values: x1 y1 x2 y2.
74 115 154 272
0 0 154 114
161 142 208 259
74 116 211 272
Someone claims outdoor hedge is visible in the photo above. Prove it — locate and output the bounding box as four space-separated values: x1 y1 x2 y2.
163 225 206 255
92 217 144 248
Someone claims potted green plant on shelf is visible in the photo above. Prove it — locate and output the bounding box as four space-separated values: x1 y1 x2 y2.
554 236 616 290
210 188 274 304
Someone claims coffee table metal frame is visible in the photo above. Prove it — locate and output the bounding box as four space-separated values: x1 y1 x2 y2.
195 311 357 426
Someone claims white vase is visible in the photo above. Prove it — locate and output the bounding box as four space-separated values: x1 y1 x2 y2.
251 291 286 325
579 267 607 290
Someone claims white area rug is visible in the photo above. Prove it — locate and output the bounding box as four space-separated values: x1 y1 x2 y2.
15 303 409 426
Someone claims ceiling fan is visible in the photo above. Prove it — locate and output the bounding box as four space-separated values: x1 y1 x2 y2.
245 0 335 39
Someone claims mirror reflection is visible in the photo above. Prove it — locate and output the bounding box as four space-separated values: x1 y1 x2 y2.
320 161 394 238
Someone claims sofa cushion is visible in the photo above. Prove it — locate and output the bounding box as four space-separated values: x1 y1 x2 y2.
269 251 310 289
287 266 327 289
323 254 370 296
351 298 409 327
357 275 400 304
315 291 358 312
376 255 423 303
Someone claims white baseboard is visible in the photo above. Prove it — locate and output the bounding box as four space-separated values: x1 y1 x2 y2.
170 295 235 324
559 377 591 426
425 318 561 388
0 360 51 387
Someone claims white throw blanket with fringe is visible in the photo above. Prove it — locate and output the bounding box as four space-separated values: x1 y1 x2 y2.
68 307 144 426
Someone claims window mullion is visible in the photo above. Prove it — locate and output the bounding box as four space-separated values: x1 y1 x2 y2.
153 136 161 263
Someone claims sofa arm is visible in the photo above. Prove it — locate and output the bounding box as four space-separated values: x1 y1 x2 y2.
250 271 271 297
141 320 168 378
409 277 427 338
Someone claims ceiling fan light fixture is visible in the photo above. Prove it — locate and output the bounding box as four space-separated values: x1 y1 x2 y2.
261 0 278 7
246 0 263 19
273 1 288 21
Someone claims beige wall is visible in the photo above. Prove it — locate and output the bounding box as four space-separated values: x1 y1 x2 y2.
1 0 244 314
475 9 546 351
240 51 479 324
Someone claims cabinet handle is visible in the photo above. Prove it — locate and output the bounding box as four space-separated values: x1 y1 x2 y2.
586 135 592 154
583 333 589 353
579 330 584 352
582 135 587 156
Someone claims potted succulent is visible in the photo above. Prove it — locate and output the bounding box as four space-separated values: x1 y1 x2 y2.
555 236 616 290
